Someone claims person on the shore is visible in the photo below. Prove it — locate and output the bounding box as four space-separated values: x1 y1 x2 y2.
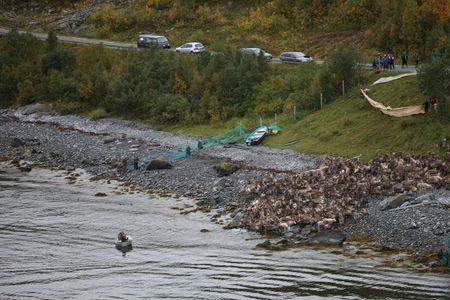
121 158 128 173
401 51 408 68
423 97 430 113
430 96 438 112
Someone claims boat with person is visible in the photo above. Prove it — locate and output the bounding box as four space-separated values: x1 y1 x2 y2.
115 231 132 248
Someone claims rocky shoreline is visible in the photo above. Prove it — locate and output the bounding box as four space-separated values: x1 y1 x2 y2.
1 106 449 260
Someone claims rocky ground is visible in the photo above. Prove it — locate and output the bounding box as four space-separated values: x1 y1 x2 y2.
0 0 130 33
0 105 449 259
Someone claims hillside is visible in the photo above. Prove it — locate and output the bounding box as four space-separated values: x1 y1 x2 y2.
173 71 450 161
1 0 448 61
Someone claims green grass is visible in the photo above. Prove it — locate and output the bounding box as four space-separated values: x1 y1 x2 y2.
82 107 109 120
168 71 449 161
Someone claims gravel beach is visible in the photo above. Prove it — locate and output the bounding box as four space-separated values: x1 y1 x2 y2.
1 107 449 256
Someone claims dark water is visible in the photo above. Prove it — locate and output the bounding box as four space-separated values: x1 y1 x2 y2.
0 166 449 300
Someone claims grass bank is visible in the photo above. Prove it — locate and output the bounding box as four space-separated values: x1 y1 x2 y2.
166 71 449 161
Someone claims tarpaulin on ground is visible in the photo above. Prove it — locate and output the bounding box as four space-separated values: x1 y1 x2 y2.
372 72 417 85
360 89 425 117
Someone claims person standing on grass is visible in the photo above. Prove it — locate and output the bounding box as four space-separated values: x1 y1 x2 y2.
430 96 438 112
401 51 408 68
423 97 430 113
390 54 395 69
414 53 420 68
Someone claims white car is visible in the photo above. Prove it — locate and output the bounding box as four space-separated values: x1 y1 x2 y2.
241 48 273 61
280 52 313 63
175 42 205 54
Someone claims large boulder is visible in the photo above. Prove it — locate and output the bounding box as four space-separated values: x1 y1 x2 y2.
11 138 25 148
213 161 240 177
379 194 409 210
146 157 172 170
307 230 346 246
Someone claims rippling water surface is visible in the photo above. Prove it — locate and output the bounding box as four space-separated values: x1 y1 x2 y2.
0 165 449 300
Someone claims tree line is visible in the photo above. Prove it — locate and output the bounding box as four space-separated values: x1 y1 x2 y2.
0 30 370 124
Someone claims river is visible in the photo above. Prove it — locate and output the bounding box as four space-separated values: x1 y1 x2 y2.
0 165 449 300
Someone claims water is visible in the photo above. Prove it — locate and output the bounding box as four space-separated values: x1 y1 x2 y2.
0 166 449 300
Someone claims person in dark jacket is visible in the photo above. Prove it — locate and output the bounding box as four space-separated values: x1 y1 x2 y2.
133 157 139 170
423 97 430 113
413 53 420 68
401 51 408 68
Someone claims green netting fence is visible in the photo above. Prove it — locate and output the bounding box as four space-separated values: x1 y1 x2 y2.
128 123 281 169
199 124 249 149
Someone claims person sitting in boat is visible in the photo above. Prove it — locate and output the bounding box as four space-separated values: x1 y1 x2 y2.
117 231 128 242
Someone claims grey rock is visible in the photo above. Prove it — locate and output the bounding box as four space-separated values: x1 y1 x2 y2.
213 162 240 177
103 138 116 144
11 138 25 147
146 157 172 170
300 225 315 237
379 194 409 210
407 222 418 229
65 165 76 172
226 211 243 229
307 230 346 246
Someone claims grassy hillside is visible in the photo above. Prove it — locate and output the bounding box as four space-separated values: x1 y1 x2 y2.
2 1 448 62
171 71 449 161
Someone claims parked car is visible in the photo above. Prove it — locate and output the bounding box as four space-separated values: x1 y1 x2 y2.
280 52 313 63
241 48 273 61
137 34 170 49
175 42 205 54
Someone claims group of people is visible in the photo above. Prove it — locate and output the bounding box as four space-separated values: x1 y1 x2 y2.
372 51 420 71
372 54 396 70
423 96 438 113
116 157 140 173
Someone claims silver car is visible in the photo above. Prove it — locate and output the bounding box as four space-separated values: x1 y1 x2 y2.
280 52 313 63
175 42 205 54
240 48 273 61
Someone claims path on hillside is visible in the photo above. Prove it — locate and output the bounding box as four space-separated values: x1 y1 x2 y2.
0 27 418 72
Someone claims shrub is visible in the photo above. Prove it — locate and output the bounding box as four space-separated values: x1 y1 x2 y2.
87 107 109 120
42 48 76 75
16 79 36 106
325 45 363 95
418 55 450 116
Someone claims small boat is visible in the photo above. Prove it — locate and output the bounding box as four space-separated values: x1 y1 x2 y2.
245 126 268 146
114 236 132 247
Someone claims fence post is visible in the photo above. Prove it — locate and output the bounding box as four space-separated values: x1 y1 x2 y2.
342 80 345 96
320 93 323 109
293 106 297 120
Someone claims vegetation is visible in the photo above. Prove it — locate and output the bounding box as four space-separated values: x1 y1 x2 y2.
2 1 448 61
175 72 450 161
0 30 448 160
0 31 362 125
417 52 450 116
82 0 449 60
